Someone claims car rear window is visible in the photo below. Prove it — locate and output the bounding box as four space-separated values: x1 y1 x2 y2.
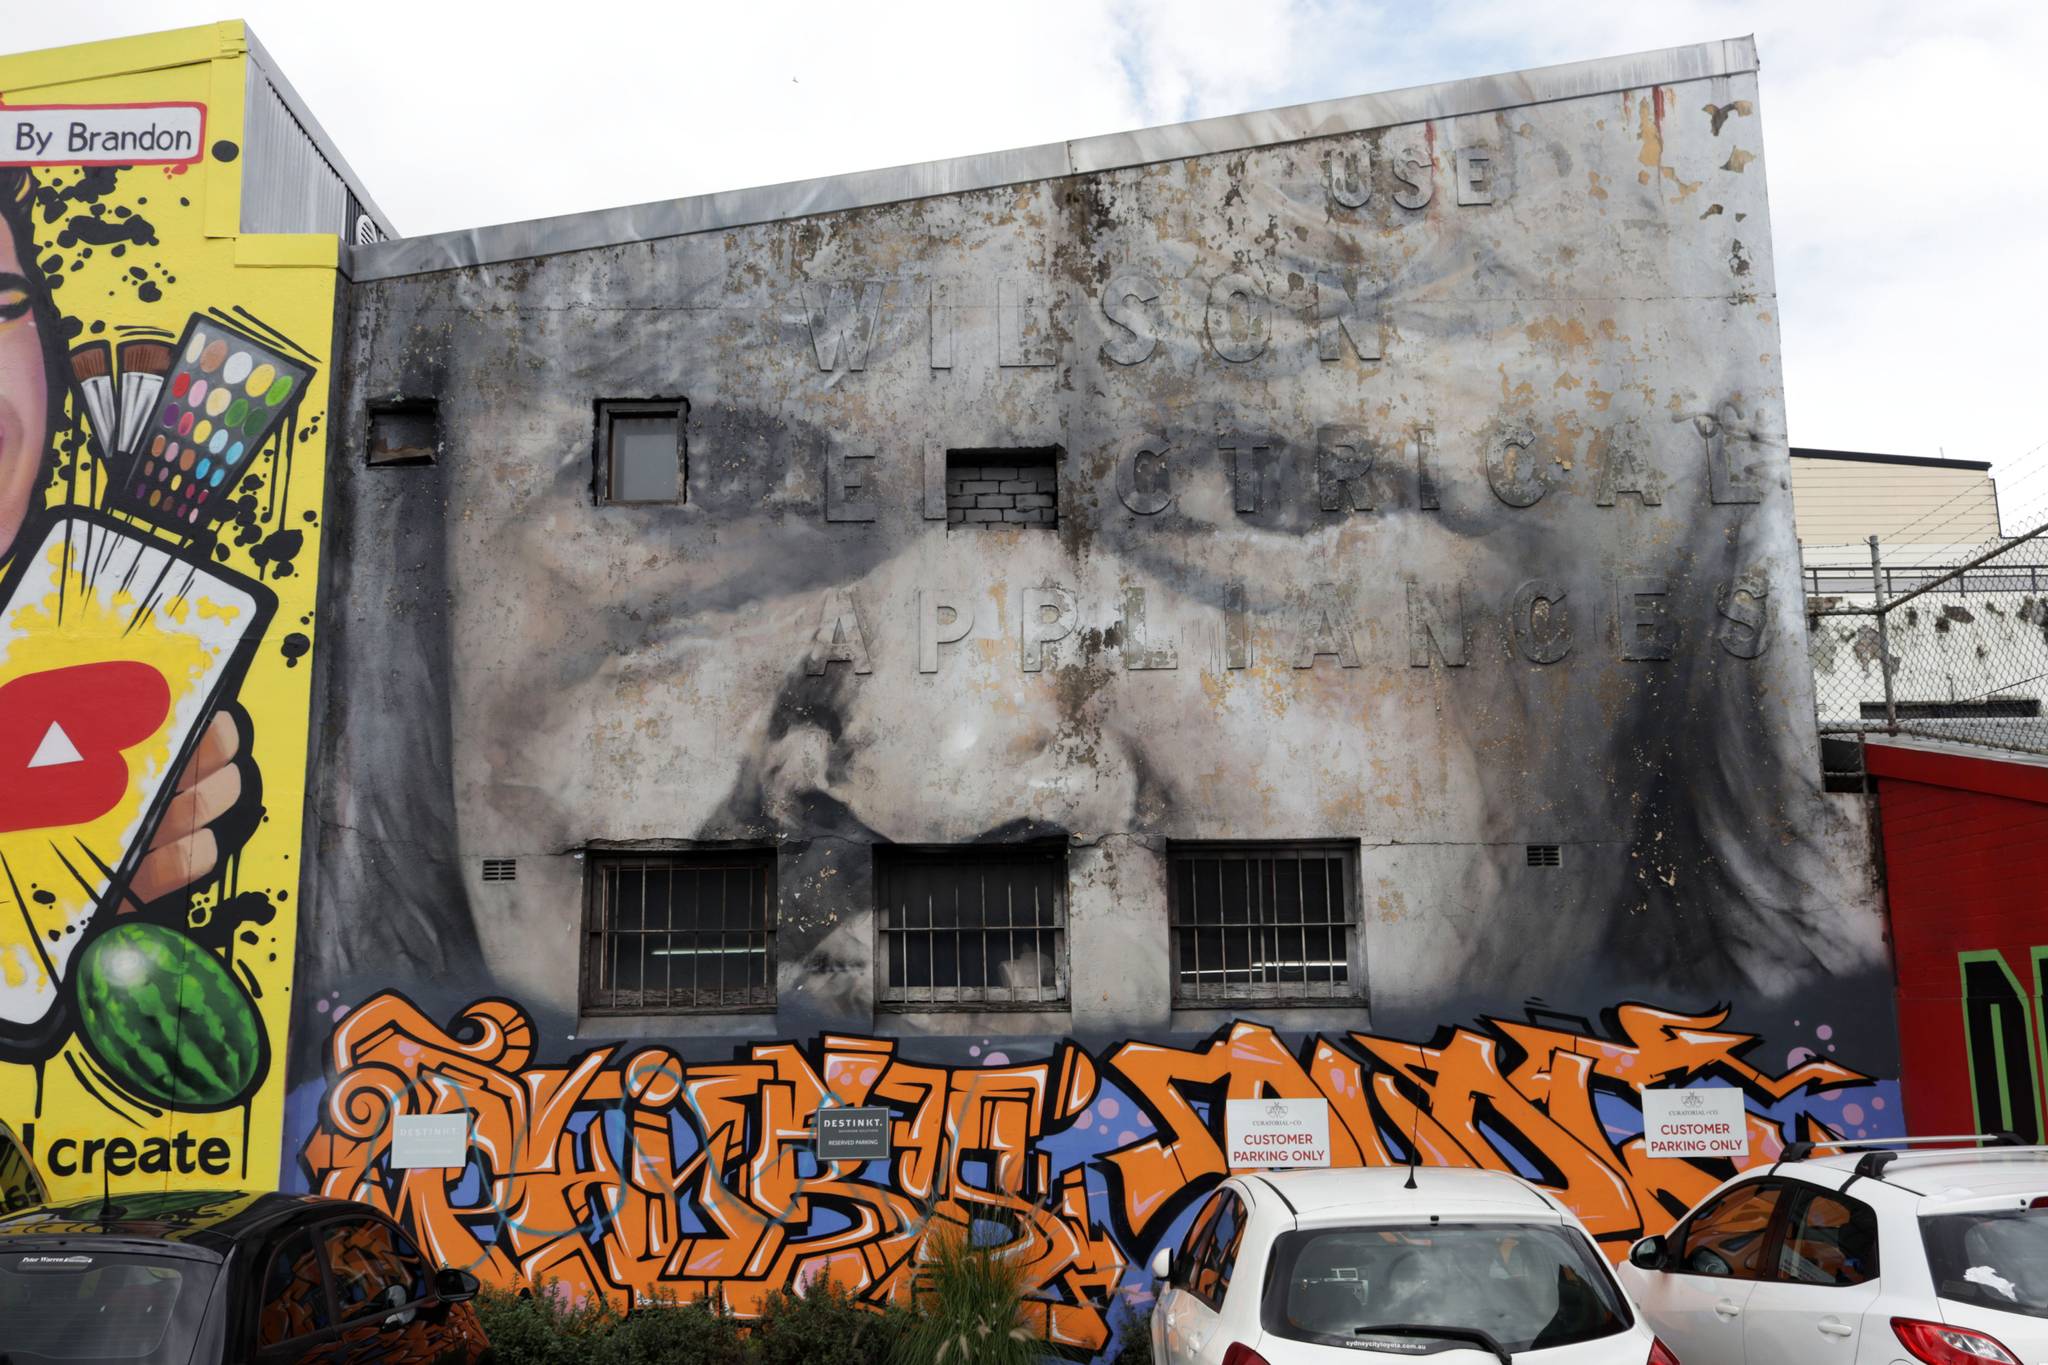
1261 1221 1632 1355
1922 1208 2048 1320
0 1248 216 1362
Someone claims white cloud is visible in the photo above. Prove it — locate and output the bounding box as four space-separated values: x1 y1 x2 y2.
7 0 2044 507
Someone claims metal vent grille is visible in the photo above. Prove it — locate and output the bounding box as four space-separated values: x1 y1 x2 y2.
481 858 517 883
1525 844 1562 868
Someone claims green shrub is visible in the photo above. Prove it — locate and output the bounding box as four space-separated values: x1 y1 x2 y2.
607 1292 744 1365
891 1224 1041 1365
473 1283 744 1365
475 1284 608 1365
751 1275 910 1365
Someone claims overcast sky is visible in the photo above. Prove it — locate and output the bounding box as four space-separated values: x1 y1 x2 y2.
15 1 2047 531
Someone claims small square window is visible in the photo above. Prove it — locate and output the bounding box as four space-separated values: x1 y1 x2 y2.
1168 841 1360 1006
366 400 438 467
598 400 685 504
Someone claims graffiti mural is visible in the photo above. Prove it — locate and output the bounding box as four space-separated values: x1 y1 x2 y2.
1959 947 2047 1144
299 993 1884 1356
0 29 342 1199
278 40 1905 1365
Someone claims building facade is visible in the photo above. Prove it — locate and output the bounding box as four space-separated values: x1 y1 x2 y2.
0 23 385 1202
1792 447 2003 568
281 36 1894 1358
1864 738 2048 1145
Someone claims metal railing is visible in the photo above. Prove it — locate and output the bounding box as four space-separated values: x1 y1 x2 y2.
1803 563 2048 598
1807 525 2048 757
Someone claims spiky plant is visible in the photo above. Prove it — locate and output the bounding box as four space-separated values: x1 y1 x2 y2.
892 1220 1043 1365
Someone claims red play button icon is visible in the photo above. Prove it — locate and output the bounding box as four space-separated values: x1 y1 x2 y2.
0 661 171 835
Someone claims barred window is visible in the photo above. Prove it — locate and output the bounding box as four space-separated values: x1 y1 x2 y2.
1169 842 1359 1004
876 846 1067 1009
582 850 775 1013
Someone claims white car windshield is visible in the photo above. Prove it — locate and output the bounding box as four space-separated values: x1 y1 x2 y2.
1261 1221 1631 1354
1923 1208 2048 1320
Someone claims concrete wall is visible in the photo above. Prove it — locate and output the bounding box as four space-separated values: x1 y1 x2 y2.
288 43 1896 1356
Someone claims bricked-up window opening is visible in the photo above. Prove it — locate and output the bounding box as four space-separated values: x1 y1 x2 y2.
876 845 1067 1008
582 850 774 1013
597 400 686 504
1169 842 1359 1005
946 448 1058 528
1526 844 1562 868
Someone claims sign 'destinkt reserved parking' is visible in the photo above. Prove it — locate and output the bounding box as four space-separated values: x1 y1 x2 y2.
815 1106 891 1162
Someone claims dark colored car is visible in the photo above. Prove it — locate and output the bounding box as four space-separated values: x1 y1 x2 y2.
0 1189 491 1363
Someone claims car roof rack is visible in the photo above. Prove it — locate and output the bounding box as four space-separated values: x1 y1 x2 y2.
1777 1133 2029 1184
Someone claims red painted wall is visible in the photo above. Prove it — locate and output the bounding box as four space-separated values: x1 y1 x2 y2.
1868 741 2048 1139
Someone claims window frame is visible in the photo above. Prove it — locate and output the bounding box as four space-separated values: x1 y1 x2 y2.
1172 1190 1227 1292
1768 1184 1880 1288
1166 839 1364 1008
1669 1178 1791 1281
579 847 779 1016
365 398 440 468
1187 1188 1248 1310
250 1220 338 1358
594 398 687 506
318 1214 432 1327
873 843 1069 1011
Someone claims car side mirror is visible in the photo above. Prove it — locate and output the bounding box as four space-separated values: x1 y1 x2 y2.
1150 1248 1172 1281
434 1267 481 1304
1628 1235 1667 1271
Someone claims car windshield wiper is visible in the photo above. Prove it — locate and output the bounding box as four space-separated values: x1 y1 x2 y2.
1352 1322 1512 1364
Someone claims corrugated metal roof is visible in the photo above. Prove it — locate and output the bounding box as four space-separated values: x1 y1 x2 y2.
243 26 395 241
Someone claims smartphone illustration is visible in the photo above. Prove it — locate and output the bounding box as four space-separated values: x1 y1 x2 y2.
0 508 274 1056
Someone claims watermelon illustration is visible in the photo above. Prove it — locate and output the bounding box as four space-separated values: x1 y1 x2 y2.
73 921 264 1111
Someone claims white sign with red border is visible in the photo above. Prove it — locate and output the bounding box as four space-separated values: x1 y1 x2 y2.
1 104 205 167
1225 1097 1331 1167
1642 1087 1749 1159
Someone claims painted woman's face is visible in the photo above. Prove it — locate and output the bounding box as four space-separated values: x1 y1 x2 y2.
0 221 49 560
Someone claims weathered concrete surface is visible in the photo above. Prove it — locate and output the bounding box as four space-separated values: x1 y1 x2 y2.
305 51 1883 1048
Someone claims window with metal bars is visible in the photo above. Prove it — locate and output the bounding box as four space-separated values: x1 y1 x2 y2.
581 850 775 1013
875 846 1067 1009
1168 841 1359 1005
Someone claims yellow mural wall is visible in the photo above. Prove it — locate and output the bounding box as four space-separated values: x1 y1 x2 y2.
0 22 342 1200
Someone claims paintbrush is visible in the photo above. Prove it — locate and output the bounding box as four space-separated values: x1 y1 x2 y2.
69 341 116 461
115 338 172 457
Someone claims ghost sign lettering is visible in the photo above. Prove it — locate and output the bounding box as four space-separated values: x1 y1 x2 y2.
1225 1097 1331 1168
1642 1087 1749 1159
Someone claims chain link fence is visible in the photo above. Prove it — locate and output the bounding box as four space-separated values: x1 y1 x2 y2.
1808 524 2048 757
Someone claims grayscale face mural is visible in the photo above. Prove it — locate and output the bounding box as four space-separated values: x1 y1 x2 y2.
291 44 1897 1362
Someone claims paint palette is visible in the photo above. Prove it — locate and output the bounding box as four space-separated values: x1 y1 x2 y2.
104 314 313 532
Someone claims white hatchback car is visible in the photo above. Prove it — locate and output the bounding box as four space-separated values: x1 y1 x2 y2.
1149 1166 1674 1364
1618 1137 2048 1365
